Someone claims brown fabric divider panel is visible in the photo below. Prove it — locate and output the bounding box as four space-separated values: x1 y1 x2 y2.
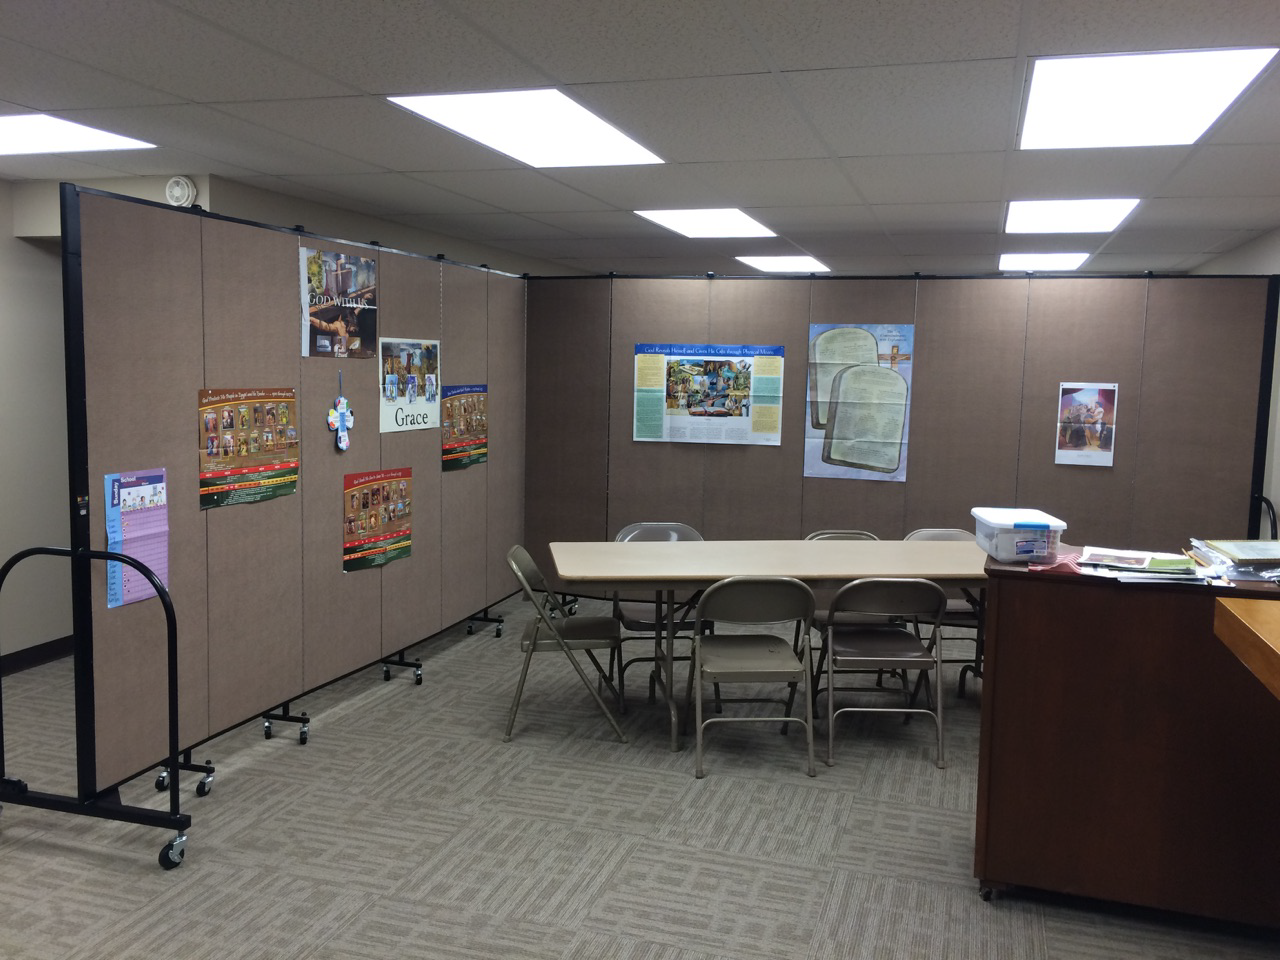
440 264 490 624
378 254 443 656
801 279 915 538
907 279 1028 533
703 279 808 539
486 273 525 602
202 219 304 731
79 194 210 788
300 243 383 691
608 279 711 540
1131 277 1271 549
524 278 611 587
1018 278 1148 547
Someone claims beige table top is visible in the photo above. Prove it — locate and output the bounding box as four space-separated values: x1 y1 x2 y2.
549 538 989 592
1214 596 1280 700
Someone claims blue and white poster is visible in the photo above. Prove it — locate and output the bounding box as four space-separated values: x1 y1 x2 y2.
103 468 169 608
633 342 784 446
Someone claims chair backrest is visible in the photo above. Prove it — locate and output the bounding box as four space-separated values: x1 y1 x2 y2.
829 577 948 625
805 529 878 541
507 545 572 629
614 521 704 542
904 527 973 542
696 576 815 629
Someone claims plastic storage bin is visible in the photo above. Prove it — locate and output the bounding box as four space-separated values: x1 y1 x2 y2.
970 507 1066 563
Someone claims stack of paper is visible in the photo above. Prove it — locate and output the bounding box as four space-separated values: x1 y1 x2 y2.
1079 546 1205 581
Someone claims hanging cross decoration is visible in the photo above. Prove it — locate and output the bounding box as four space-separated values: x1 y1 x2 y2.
328 370 355 451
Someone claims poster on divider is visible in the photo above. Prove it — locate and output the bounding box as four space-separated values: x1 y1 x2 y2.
300 248 378 358
199 388 300 509
441 385 488 470
343 468 412 571
379 337 441 433
1056 382 1117 467
633 343 783 445
804 324 914 481
103 468 169 608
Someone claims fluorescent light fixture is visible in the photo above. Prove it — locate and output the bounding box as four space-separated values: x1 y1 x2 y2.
636 208 775 238
736 255 830 273
0 114 154 155
1005 198 1140 233
999 252 1090 271
388 89 662 167
1020 47 1278 149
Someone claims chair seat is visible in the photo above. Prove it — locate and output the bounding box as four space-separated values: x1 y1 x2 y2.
829 624 934 669
699 634 806 683
521 616 621 652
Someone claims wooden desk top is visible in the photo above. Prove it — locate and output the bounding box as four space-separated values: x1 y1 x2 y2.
550 539 988 591
1214 597 1280 700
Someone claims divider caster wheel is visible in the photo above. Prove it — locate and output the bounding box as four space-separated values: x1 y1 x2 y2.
196 773 214 797
159 834 187 870
383 665 391 681
979 886 995 902
467 622 474 634
414 665 423 685
568 604 577 615
496 624 503 637
263 720 272 740
299 714 309 745
154 771 170 791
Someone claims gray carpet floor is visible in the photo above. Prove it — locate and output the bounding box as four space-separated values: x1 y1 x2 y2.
1 595 1277 959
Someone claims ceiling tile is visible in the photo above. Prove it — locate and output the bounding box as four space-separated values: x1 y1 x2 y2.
842 153 1005 204
785 59 1017 156
408 169 611 213
1004 147 1191 198
1159 144 1280 197
872 202 1004 231
570 74 830 163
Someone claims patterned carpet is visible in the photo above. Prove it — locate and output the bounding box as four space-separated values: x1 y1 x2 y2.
1 596 1277 960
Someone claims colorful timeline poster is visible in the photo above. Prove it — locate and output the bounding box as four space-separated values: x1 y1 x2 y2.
300 247 378 358
633 343 784 446
379 337 441 433
199 388 300 509
1056 381 1117 467
441 385 488 471
103 468 169 608
343 468 412 571
804 324 914 482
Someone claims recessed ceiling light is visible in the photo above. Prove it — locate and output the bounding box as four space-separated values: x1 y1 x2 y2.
1005 199 1140 233
388 89 662 168
0 114 154 155
636 208 775 238
736 255 830 273
1019 48 1278 149
999 253 1090 272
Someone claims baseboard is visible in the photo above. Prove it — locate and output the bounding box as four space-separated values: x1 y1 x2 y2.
0 635 73 677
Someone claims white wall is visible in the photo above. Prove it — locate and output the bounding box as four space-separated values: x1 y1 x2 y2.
0 183 72 655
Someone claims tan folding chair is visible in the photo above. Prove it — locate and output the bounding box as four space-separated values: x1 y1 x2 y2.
904 527 985 697
684 576 816 778
505 545 628 743
822 577 948 768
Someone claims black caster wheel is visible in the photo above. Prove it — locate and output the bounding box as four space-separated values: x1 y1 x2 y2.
159 840 185 870
496 624 504 637
979 886 994 902
263 720 273 740
467 623 474 634
299 723 309 745
196 776 212 798
383 665 391 681
414 666 423 685
154 771 170 791
568 604 578 616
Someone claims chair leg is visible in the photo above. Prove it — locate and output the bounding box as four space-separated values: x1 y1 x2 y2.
694 665 706 779
503 645 538 742
586 648 626 715
559 644 628 743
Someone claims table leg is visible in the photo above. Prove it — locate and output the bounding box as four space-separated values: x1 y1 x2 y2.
650 588 681 751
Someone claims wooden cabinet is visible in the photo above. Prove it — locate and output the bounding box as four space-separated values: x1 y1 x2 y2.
975 562 1280 928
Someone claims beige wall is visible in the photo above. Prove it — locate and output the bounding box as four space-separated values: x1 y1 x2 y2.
0 184 72 654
